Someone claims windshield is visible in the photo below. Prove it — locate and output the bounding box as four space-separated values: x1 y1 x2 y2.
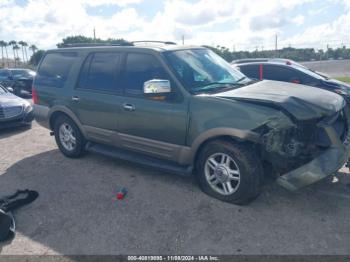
164 49 251 93
0 85 7 94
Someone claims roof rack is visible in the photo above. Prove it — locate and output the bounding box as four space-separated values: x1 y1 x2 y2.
131 41 177 45
60 42 134 48
231 58 270 64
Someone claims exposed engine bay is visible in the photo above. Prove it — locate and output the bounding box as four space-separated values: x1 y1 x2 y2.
256 109 348 176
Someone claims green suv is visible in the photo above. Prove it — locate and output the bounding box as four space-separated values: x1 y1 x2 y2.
33 43 350 204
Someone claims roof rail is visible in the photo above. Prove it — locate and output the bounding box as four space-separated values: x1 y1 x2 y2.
231 58 269 64
131 41 177 45
60 42 134 48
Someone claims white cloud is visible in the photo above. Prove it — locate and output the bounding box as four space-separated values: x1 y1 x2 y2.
0 0 349 54
80 0 143 7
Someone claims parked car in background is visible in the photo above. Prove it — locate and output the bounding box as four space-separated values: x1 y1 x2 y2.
33 44 350 204
232 58 350 101
0 68 36 96
0 84 33 129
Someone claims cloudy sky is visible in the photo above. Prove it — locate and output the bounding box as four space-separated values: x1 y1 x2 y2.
0 0 350 52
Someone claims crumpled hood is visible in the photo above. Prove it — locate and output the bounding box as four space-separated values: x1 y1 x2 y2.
213 80 345 120
0 93 28 107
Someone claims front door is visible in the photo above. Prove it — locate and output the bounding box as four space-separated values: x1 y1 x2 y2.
117 52 189 160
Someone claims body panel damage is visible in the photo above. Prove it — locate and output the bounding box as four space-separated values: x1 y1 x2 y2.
211 82 350 190
214 80 345 120
276 106 350 190
257 105 350 190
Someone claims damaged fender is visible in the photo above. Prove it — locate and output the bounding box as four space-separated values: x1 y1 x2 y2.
276 107 350 190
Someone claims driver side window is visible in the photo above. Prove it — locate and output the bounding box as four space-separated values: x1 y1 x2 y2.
124 53 170 96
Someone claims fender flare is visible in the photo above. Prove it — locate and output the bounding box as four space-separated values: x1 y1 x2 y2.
183 127 261 165
48 106 87 137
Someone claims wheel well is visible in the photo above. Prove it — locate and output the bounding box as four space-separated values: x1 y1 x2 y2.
49 111 70 130
193 135 260 166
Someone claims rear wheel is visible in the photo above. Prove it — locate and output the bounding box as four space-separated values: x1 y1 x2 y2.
54 115 86 158
195 140 262 205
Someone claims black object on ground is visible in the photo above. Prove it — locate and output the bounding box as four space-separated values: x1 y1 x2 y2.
0 190 39 242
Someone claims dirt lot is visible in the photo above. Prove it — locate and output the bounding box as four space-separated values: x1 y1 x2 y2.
1 116 350 254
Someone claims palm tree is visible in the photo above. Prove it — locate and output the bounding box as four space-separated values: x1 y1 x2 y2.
23 42 28 63
0 41 5 67
8 40 17 66
29 44 38 55
4 41 9 67
18 41 26 64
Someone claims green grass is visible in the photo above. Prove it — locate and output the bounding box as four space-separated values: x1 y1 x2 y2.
335 77 350 83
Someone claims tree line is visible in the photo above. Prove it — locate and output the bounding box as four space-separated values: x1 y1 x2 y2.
0 40 38 67
205 45 350 62
2 35 350 68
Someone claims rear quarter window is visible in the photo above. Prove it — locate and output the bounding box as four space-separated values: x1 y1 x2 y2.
36 52 77 88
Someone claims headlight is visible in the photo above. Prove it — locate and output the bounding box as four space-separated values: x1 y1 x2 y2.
24 103 33 113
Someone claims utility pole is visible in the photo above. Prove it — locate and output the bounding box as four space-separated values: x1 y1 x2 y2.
275 34 278 51
93 28 96 42
182 35 185 45
275 34 278 57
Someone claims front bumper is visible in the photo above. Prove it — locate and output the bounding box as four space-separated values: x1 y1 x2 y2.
277 107 350 191
0 110 34 129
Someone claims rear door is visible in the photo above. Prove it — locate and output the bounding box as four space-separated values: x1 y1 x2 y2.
70 52 124 144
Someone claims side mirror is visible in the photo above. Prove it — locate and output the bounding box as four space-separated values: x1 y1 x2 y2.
6 87 14 93
144 79 171 95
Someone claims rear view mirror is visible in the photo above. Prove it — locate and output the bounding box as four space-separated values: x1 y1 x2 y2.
144 79 171 95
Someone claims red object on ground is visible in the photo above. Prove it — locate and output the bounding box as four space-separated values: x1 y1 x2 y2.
116 188 128 200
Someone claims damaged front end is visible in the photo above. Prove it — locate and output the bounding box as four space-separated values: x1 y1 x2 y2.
256 106 350 191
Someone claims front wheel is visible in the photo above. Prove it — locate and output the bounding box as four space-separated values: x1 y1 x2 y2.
54 115 86 158
195 140 262 205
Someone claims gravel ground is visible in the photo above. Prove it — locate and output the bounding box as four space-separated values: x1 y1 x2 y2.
1 119 350 255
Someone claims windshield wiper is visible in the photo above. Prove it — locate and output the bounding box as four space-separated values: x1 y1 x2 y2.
236 76 247 82
192 82 241 91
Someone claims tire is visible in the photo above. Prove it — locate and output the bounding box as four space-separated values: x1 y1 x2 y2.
53 115 86 158
195 140 262 205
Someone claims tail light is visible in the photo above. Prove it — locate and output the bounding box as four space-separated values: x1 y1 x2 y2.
32 86 39 104
291 79 300 84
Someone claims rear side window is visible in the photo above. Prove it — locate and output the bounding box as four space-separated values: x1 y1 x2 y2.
263 65 300 82
78 52 121 93
239 65 259 79
36 52 77 88
124 53 169 95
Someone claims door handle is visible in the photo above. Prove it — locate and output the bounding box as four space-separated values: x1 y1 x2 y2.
72 96 80 102
123 103 135 111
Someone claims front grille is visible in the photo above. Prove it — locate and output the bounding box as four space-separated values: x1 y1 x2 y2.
0 105 23 119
